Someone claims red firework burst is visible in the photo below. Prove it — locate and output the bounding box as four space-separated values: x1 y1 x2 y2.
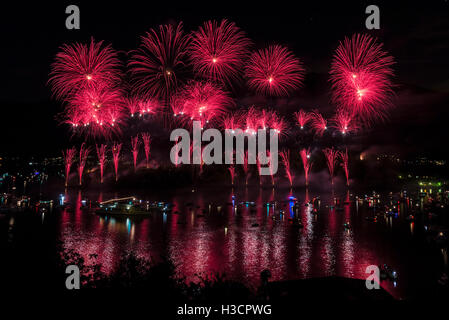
141 132 151 169
65 85 125 138
310 110 327 137
62 147 76 187
339 148 349 186
128 23 189 101
125 96 161 118
323 148 338 184
49 39 121 100
78 143 90 186
189 19 251 87
300 148 312 186
280 150 294 187
245 45 304 96
222 113 242 132
294 109 311 130
242 107 260 135
96 144 107 183
330 34 394 124
171 81 234 128
331 111 359 135
131 135 141 171
268 110 288 137
112 142 122 182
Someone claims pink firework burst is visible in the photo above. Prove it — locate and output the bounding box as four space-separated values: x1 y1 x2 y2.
330 34 394 124
268 110 288 137
228 165 236 186
310 111 327 137
222 113 242 132
294 109 311 130
62 147 76 187
323 148 338 184
141 132 151 169
125 96 161 118
245 45 305 96
171 81 234 128
49 39 121 100
189 19 251 87
128 23 189 101
95 144 107 184
331 111 359 135
339 148 350 186
131 135 141 171
112 143 122 182
65 85 125 138
280 150 294 187
78 143 90 186
242 107 260 135
300 148 312 186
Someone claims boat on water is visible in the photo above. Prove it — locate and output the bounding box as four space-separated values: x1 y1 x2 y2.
95 196 172 217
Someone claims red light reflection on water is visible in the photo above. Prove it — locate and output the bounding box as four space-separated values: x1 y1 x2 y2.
57 187 420 298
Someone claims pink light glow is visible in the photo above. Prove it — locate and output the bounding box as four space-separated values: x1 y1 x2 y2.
141 132 151 169
95 144 107 183
62 147 76 187
112 142 122 182
78 143 90 186
131 135 141 171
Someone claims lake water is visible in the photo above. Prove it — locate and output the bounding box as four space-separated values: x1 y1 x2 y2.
16 184 440 299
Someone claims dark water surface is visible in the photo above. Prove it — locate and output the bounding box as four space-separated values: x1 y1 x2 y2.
2 184 447 299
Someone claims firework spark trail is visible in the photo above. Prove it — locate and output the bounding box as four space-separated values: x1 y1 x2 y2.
125 96 161 118
269 111 288 137
78 143 90 186
294 109 312 130
310 111 327 137
49 39 122 101
323 148 338 184
228 165 236 186
171 81 234 128
267 150 275 186
131 135 141 171
222 113 242 132
339 148 350 186
129 23 189 106
141 132 151 168
95 144 107 183
243 107 260 135
112 143 122 182
280 150 293 187
330 33 394 124
256 152 263 186
62 147 76 187
300 148 312 187
331 111 358 135
242 150 250 185
245 45 305 96
189 19 251 87
65 84 125 138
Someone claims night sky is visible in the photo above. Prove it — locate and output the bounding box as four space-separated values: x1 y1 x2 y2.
1 1 449 158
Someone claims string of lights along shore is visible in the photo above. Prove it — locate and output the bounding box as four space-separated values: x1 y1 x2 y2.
50 19 395 186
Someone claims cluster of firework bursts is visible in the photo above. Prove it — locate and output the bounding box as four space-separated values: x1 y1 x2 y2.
62 133 151 186
51 19 394 188
49 19 394 139
63 138 351 188
223 107 287 136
